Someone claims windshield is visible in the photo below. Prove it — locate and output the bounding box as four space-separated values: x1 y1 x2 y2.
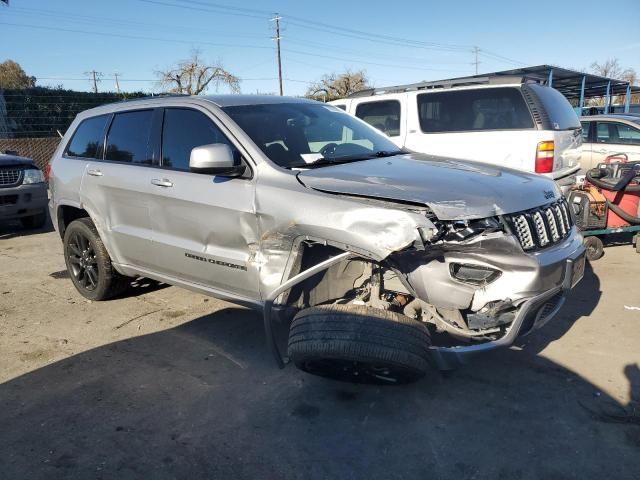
222 102 402 168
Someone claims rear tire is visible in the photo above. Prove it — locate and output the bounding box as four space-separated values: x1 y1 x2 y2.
21 211 47 230
63 218 129 301
584 236 604 261
288 304 432 385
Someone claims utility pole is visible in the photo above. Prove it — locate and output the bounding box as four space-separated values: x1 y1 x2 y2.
114 73 121 94
472 46 481 75
85 70 102 93
272 13 284 96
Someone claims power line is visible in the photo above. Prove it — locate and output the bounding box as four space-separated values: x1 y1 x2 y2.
0 21 273 51
7 7 269 39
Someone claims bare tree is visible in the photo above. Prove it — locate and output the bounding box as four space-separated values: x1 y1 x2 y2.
306 70 370 101
156 50 240 95
0 60 36 89
588 58 638 106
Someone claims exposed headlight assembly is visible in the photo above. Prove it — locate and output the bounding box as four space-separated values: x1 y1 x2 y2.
22 168 45 184
450 263 501 285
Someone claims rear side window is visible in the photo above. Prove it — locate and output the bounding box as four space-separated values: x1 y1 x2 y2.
65 115 109 158
105 110 154 164
417 88 533 133
616 123 640 145
597 122 640 145
355 100 401 136
527 84 581 130
161 108 238 171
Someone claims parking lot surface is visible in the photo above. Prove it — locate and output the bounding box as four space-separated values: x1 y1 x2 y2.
1 223 639 479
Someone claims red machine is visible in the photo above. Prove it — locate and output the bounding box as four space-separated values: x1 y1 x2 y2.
567 154 640 260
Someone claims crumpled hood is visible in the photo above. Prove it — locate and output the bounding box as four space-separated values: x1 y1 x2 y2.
297 153 561 220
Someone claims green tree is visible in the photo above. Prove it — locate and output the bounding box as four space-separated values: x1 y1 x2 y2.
0 60 36 89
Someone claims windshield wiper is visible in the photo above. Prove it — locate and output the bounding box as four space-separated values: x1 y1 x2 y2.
290 150 404 169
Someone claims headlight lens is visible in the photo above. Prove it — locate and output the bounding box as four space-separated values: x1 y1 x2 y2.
22 168 45 184
450 263 501 285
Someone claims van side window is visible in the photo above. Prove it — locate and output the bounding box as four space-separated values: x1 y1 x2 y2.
355 100 401 136
417 88 534 133
105 110 154 164
333 104 347 111
161 108 238 171
65 115 109 158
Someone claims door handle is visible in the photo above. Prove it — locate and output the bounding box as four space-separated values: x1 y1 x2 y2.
87 168 102 177
594 149 608 154
151 178 173 188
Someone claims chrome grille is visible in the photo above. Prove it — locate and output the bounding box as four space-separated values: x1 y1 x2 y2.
0 168 22 186
507 199 574 251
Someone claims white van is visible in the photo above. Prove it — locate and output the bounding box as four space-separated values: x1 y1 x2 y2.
330 78 582 191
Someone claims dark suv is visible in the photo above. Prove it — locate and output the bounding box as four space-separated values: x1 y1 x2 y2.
0 152 48 229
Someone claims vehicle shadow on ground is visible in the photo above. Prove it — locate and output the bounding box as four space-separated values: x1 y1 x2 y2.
515 260 600 354
1 291 638 479
0 218 54 240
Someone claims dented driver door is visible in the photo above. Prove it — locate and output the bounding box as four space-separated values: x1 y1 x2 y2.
146 107 260 300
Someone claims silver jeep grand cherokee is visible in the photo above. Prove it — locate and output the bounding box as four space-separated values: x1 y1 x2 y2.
49 95 585 383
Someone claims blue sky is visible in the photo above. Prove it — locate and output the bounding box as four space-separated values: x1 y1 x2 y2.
2 0 639 95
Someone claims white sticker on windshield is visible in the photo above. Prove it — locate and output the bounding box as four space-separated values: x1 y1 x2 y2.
300 153 324 164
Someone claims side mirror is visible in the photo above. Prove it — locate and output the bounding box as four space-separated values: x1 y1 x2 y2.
189 143 246 177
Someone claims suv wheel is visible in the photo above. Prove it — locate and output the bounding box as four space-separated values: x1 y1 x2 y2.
63 218 129 300
288 304 432 385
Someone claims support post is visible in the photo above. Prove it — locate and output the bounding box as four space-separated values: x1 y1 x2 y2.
624 84 631 113
579 75 586 116
605 80 611 114
547 68 553 87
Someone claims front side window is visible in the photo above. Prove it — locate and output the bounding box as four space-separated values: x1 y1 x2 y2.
105 110 154 164
417 87 534 133
355 100 401 136
161 108 238 171
222 103 401 169
66 115 109 158
596 122 611 143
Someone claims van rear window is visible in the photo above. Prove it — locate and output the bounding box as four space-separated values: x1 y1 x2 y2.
417 87 534 133
526 84 581 130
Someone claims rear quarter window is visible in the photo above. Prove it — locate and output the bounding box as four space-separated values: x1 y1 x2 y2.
65 115 110 158
417 87 534 133
527 84 581 130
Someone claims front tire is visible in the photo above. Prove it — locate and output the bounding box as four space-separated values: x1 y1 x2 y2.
63 218 129 300
288 304 432 385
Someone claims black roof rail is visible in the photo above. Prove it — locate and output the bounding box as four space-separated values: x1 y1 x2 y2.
106 93 192 106
347 74 544 98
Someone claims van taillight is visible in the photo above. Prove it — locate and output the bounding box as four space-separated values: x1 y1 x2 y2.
535 141 554 173
45 163 52 180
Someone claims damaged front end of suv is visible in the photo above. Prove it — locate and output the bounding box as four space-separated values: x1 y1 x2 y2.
259 154 585 377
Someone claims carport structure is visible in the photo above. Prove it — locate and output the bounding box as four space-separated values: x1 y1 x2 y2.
455 65 640 115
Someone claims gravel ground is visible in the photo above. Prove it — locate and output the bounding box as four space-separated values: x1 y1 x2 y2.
1 222 639 479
